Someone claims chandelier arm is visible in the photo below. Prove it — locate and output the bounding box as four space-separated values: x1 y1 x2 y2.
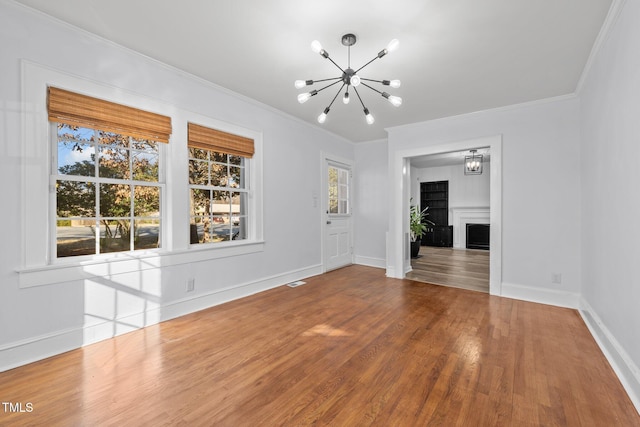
308 77 342 85
315 79 342 94
352 86 368 109
326 83 346 110
354 56 380 74
360 78 385 84
360 81 383 95
326 56 345 73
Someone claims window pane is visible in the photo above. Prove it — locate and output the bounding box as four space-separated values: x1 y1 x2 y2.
212 152 227 163
57 141 95 176
229 155 242 166
329 199 338 214
56 219 96 257
190 189 211 216
212 190 230 216
189 159 209 185
56 180 96 217
134 185 160 217
100 184 131 217
210 163 227 187
134 219 159 250
189 147 209 160
229 166 242 189
339 200 348 214
96 131 129 147
100 220 131 253
132 150 159 181
57 124 94 142
99 145 130 179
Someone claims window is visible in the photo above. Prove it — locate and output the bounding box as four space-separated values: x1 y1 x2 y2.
48 87 171 259
188 123 254 244
53 124 163 257
328 164 350 214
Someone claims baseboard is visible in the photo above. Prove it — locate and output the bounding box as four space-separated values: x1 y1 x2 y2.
354 255 386 269
500 282 580 309
0 264 322 373
579 298 640 415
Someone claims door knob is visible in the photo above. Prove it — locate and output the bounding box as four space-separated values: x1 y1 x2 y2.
326 220 332 224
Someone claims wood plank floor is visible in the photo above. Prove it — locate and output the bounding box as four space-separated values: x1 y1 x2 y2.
407 246 490 293
1 265 638 426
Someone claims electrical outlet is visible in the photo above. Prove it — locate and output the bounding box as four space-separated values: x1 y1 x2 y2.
552 273 562 284
186 278 195 292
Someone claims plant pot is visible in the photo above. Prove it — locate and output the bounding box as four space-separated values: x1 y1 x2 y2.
410 240 421 258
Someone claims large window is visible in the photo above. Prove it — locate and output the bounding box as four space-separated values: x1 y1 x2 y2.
188 123 254 244
48 87 170 259
53 124 163 257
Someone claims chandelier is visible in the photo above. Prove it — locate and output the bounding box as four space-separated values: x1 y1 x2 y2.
295 33 402 125
464 149 483 175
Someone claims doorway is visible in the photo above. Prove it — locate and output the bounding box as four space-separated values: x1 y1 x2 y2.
406 148 491 293
387 135 502 295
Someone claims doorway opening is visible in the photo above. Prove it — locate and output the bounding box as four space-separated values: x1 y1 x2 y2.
388 135 502 296
405 148 491 293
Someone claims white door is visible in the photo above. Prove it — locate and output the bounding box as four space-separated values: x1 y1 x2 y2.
324 160 353 271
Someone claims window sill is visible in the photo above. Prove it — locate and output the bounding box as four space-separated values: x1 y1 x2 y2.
17 240 265 288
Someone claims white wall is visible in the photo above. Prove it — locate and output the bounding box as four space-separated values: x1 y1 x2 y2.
353 140 388 268
0 1 353 370
579 0 640 408
386 96 582 305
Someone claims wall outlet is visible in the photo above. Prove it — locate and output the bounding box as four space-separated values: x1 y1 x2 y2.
186 278 195 292
552 273 562 284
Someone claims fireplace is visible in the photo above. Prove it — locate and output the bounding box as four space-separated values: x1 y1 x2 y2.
466 223 490 250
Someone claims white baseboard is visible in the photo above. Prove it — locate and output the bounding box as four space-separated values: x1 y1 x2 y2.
0 264 322 373
500 282 580 308
579 298 640 415
354 255 386 269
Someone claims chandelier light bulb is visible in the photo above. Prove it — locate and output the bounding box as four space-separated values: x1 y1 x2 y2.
311 40 323 54
343 92 350 104
387 95 402 107
318 107 330 124
387 39 400 53
298 92 312 104
350 74 361 87
390 79 401 88
364 108 375 125
294 80 306 89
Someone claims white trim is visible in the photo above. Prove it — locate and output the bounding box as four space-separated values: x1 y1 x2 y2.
579 298 640 414
2 263 322 373
388 135 503 297
501 282 580 309
354 255 386 269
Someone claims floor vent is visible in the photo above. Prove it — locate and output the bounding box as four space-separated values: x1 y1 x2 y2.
286 280 306 288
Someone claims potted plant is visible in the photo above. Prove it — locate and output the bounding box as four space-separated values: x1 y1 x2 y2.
410 202 434 258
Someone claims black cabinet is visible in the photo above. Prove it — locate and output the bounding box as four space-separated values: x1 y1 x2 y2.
420 181 453 247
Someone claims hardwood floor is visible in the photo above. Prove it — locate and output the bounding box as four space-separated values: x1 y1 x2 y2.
1 265 638 426
407 246 490 293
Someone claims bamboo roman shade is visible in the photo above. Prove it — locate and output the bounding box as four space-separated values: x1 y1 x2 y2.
47 86 172 143
188 122 254 158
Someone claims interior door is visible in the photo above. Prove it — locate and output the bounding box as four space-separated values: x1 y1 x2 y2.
324 161 353 271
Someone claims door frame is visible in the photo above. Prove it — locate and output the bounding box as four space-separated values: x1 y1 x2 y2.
321 153 355 273
387 135 503 296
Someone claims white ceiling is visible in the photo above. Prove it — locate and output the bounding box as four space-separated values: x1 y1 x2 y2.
14 0 612 142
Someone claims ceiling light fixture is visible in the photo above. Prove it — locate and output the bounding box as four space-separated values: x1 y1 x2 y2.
464 149 483 175
295 33 402 125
